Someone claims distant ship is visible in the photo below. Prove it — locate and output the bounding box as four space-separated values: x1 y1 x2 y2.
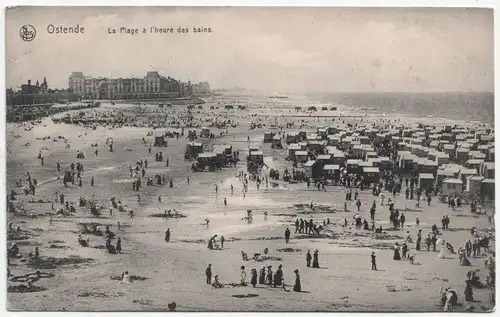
269 95 288 99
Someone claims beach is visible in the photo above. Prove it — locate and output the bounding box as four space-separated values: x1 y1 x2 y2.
6 94 495 312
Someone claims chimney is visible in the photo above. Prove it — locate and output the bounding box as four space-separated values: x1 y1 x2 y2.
28 80 31 86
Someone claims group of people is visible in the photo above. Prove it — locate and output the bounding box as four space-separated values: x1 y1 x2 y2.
206 264 302 292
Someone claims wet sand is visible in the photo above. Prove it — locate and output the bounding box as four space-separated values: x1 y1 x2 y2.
6 96 495 311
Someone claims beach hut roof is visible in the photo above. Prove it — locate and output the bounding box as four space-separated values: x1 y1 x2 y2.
419 173 435 180
469 175 485 181
295 151 308 156
308 140 324 145
288 144 301 150
459 168 477 175
324 164 340 171
443 178 463 184
347 159 361 165
424 160 438 167
480 135 493 141
466 159 484 165
436 152 450 158
481 179 495 184
483 162 495 169
250 151 264 156
272 135 281 140
363 167 380 173
317 155 331 160
198 152 216 158
304 160 317 167
437 169 456 177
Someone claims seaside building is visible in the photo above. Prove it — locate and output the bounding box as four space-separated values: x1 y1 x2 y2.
192 82 211 95
7 78 78 106
68 71 195 100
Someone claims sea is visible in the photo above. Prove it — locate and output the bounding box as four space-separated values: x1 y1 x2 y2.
308 92 494 124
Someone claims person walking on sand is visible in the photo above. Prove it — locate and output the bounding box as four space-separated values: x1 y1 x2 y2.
214 184 218 195
224 198 227 207
187 177 190 185
220 236 225 249
306 250 312 267
116 237 122 253
312 250 320 268
231 184 234 196
266 266 273 285
259 266 266 284
251 269 258 288
165 229 171 242
109 208 113 217
205 264 212 284
117 222 121 231
137 195 141 204
293 269 301 292
285 227 291 243
129 210 134 219
371 252 377 270
240 266 247 285
91 176 94 187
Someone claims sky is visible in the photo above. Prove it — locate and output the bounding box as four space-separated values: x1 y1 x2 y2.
6 7 494 93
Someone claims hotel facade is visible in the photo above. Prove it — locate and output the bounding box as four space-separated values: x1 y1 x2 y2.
68 71 199 100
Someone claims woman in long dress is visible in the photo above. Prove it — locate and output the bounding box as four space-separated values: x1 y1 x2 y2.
460 250 471 266
437 239 446 259
464 280 474 301
115 238 122 253
293 269 301 292
251 269 257 288
259 266 266 284
312 250 320 268
266 266 273 285
393 243 401 260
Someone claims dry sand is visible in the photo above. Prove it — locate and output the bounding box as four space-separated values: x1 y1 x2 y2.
6 96 495 312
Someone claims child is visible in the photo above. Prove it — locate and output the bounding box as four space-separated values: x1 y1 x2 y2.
409 253 416 264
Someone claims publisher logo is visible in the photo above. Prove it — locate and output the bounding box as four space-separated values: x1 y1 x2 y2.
20 25 36 42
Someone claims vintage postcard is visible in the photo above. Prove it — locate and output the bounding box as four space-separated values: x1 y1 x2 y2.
5 6 495 312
